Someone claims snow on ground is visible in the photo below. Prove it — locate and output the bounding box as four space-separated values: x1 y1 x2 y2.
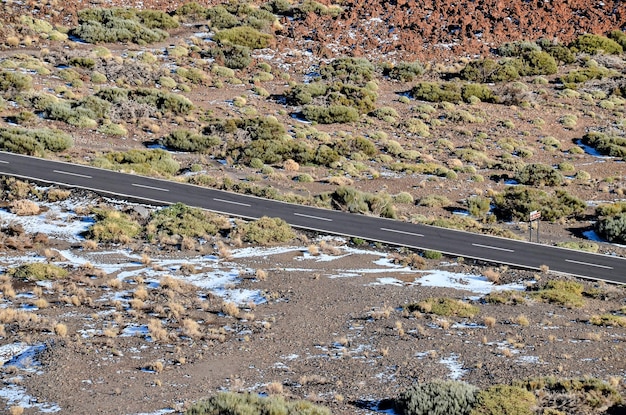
0 197 534 413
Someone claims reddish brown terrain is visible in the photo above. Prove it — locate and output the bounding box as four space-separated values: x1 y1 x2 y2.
0 1 624 415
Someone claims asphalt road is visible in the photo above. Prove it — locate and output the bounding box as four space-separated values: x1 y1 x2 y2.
0 151 624 284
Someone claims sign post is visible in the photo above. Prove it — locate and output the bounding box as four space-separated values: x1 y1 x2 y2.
529 210 541 243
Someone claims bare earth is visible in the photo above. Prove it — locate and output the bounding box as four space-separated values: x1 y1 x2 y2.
0 1 624 414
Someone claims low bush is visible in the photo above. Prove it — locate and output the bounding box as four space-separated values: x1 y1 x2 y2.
560 65 612 85
470 385 535 415
147 203 230 241
483 290 527 305
213 26 274 49
555 241 599 253
515 163 564 186
161 129 220 152
0 70 33 94
608 30 626 49
460 58 520 83
590 314 626 327
529 280 585 308
85 208 142 243
516 377 622 413
185 392 331 415
323 186 396 218
405 297 480 318
384 61 426 82
206 5 240 29
0 126 73 155
581 131 626 158
536 37 576 64
492 186 585 222
96 87 193 116
394 380 478 415
9 263 68 281
92 149 180 176
411 81 462 103
236 216 295 244
302 105 359 123
596 212 626 244
570 33 623 55
319 57 375 84
71 8 173 44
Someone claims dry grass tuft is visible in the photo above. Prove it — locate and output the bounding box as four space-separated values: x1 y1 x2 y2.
54 323 68 337
283 159 300 171
266 381 284 395
255 269 267 280
182 318 201 339
148 319 169 342
370 305 393 320
222 301 240 318
146 361 164 373
133 286 148 300
9 406 24 415
140 253 151 265
307 244 320 256
515 314 530 326
82 240 98 250
10 199 40 216
217 241 232 259
33 298 49 309
483 268 500 284
483 316 497 328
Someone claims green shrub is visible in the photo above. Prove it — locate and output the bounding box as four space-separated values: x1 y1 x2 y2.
496 41 540 57
394 191 414 204
590 314 626 327
467 195 491 218
206 5 240 29
492 187 585 222
204 44 252 69
516 377 622 413
293 0 342 18
555 241 599 253
515 163 564 186
402 118 430 136
162 129 220 152
85 208 142 243
484 290 526 305
71 8 172 44
423 250 443 260
418 195 451 208
9 263 68 281
213 26 274 49
0 127 73 155
302 105 359 123
68 57 96 69
92 149 180 176
405 297 480 318
461 83 497 103
0 70 33 94
96 87 193 116
536 38 575 64
608 30 626 49
596 212 626 244
581 131 626 158
530 280 585 308
559 66 612 85
236 216 295 244
470 385 535 415
98 122 127 136
147 203 229 240
411 81 462 102
460 59 520 83
394 380 478 415
324 186 396 218
570 34 623 55
174 2 208 22
384 61 425 82
517 50 558 76
185 392 331 415
320 57 375 84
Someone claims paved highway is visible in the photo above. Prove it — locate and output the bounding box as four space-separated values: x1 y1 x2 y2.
0 151 624 284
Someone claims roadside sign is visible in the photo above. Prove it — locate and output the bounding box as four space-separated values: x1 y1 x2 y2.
529 210 541 221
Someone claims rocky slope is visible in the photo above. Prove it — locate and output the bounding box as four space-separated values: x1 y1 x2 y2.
2 0 625 61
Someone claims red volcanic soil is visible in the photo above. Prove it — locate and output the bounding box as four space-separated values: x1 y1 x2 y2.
3 0 626 61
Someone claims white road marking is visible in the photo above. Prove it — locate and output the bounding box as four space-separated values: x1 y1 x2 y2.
565 259 613 269
472 243 514 252
53 170 92 179
132 183 169 192
294 212 333 222
213 198 251 207
0 160 8 164
380 227 423 237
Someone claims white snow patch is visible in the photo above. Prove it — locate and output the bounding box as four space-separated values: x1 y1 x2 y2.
439 354 467 380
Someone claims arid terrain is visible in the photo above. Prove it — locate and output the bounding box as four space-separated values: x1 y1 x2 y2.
0 0 624 414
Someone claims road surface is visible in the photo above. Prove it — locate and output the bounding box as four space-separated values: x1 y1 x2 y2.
0 151 623 284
